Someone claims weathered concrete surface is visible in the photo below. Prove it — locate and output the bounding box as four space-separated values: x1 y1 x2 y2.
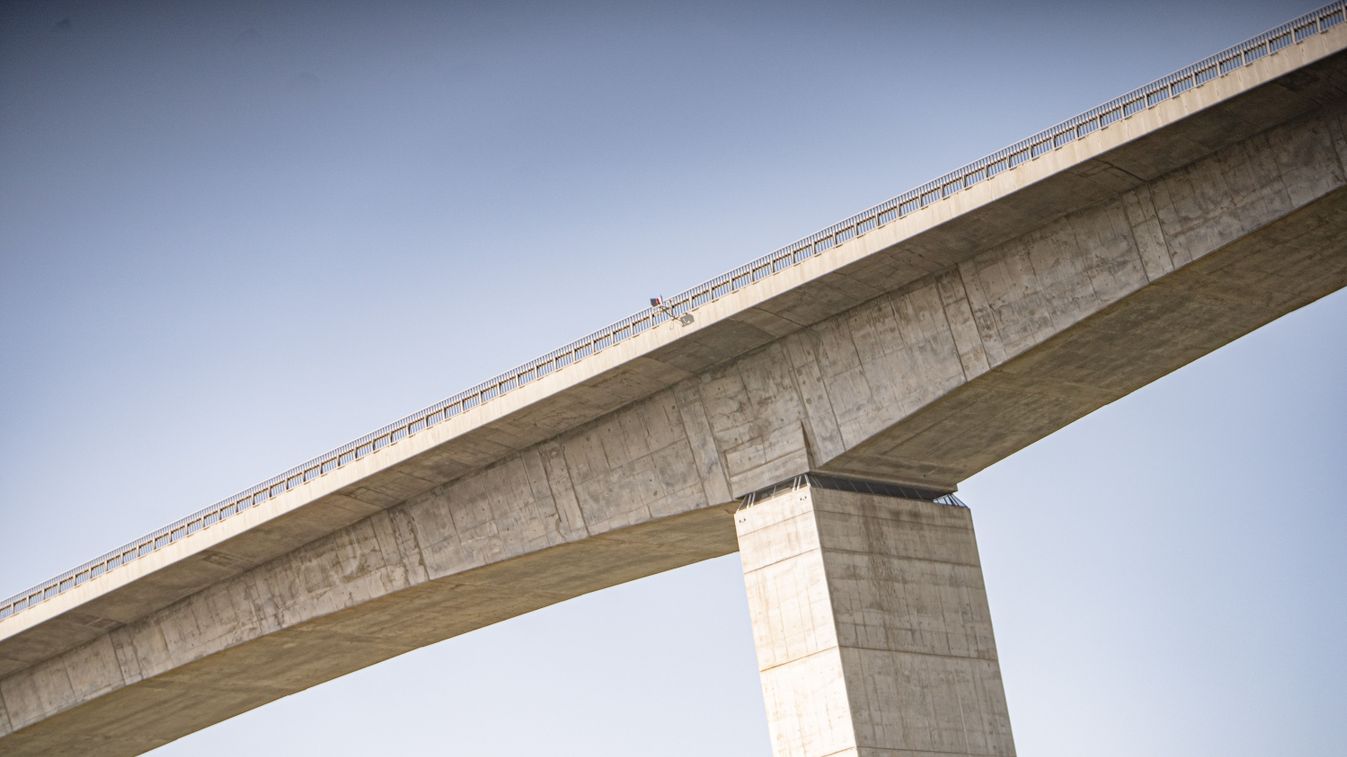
7 29 1345 680
2 30 1347 754
0 501 741 753
737 485 1012 756
817 102 1347 485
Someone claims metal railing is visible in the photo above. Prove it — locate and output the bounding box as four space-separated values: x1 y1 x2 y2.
2 1 1343 623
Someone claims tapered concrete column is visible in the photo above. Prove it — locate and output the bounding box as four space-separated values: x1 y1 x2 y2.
736 477 1014 757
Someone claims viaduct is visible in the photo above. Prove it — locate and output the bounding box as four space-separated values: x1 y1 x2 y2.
3 5 1346 754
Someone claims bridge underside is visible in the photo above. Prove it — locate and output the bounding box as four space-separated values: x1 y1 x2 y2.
3 44 1347 755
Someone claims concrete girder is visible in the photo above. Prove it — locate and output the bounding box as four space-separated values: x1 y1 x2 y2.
3 33 1347 755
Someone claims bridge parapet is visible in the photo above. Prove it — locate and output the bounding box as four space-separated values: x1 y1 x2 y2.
5 1 1346 630
2 7 1347 753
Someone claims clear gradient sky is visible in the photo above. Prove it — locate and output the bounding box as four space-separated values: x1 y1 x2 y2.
2 1 1344 755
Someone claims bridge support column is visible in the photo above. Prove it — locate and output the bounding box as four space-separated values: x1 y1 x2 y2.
735 476 1014 756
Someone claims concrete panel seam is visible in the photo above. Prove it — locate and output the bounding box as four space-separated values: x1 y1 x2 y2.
755 643 847 675
833 645 1001 664
937 282 971 384
0 686 11 737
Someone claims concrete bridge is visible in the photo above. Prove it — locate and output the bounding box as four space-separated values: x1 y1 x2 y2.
3 5 1347 754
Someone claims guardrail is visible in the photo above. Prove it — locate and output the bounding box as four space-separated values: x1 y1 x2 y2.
3 1 1343 624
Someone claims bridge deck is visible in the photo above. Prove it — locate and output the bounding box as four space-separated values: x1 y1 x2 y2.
2 0 1346 712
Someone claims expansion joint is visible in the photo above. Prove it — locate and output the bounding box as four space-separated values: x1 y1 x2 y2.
737 472 965 511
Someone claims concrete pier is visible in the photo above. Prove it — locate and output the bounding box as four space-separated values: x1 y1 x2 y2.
736 477 1014 756
2 13 1346 750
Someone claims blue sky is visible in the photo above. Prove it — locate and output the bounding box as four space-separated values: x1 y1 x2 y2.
1 1 1343 754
